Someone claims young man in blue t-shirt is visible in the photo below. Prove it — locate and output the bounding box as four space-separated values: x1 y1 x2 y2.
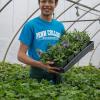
18 0 65 84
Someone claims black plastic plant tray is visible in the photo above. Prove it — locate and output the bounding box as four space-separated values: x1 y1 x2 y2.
62 41 94 72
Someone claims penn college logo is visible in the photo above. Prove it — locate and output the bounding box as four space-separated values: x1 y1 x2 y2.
36 30 61 40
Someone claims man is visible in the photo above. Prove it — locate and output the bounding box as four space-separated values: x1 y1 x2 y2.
17 0 65 84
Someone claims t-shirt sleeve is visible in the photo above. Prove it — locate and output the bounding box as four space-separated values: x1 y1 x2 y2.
19 22 34 47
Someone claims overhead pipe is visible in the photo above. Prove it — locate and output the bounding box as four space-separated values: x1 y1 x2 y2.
0 0 12 13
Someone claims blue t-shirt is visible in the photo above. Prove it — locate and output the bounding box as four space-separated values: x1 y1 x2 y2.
19 16 65 61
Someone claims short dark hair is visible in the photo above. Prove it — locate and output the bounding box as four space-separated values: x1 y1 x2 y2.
38 0 58 4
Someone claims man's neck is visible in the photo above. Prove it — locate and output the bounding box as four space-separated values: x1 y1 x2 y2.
40 15 52 22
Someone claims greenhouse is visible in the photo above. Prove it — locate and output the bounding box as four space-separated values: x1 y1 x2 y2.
0 0 100 99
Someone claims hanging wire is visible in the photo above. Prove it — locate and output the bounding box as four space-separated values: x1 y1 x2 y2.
66 2 100 31
0 0 12 13
75 6 80 16
56 0 81 19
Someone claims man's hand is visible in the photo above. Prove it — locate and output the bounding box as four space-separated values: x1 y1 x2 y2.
47 66 61 74
44 61 61 74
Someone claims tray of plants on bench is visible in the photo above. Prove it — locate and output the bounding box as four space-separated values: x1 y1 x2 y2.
40 30 94 73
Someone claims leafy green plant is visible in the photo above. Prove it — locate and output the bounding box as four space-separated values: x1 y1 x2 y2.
0 62 100 100
40 30 90 67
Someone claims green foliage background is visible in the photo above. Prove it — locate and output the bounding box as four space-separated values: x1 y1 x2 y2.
0 62 100 100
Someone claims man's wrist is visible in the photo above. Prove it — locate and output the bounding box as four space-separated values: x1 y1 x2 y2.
39 61 49 72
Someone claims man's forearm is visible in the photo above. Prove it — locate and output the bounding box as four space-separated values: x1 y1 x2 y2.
17 51 60 74
17 53 47 70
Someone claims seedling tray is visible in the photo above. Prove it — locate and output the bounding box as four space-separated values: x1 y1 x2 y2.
62 41 94 72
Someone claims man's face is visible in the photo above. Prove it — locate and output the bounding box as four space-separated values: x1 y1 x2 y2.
39 0 57 16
